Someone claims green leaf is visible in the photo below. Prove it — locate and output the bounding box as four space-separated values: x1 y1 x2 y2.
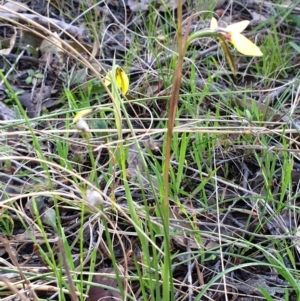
258 286 276 301
25 77 32 84
42 208 58 232
27 69 35 76
35 73 44 79
290 41 300 53
286 14 300 26
30 198 58 232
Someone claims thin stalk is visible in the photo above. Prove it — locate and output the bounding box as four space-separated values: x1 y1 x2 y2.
162 0 185 300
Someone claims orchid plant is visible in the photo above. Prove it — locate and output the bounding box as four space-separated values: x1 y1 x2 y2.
210 17 263 57
187 17 263 75
73 65 129 133
73 17 262 129
73 108 94 132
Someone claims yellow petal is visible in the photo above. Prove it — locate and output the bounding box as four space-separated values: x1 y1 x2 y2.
210 17 218 30
226 20 249 34
115 69 123 90
104 70 113 87
73 109 93 124
105 67 129 94
116 67 129 94
230 33 263 56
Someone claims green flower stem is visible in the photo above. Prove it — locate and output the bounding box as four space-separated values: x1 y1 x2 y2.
108 63 126 300
110 64 123 142
186 29 219 50
186 29 237 75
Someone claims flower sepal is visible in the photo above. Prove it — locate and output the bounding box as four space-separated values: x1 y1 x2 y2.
211 17 263 57
105 65 129 95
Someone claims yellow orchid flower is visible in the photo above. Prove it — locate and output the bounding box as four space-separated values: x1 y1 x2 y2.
72 109 94 124
210 17 263 56
72 108 94 132
105 66 129 95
